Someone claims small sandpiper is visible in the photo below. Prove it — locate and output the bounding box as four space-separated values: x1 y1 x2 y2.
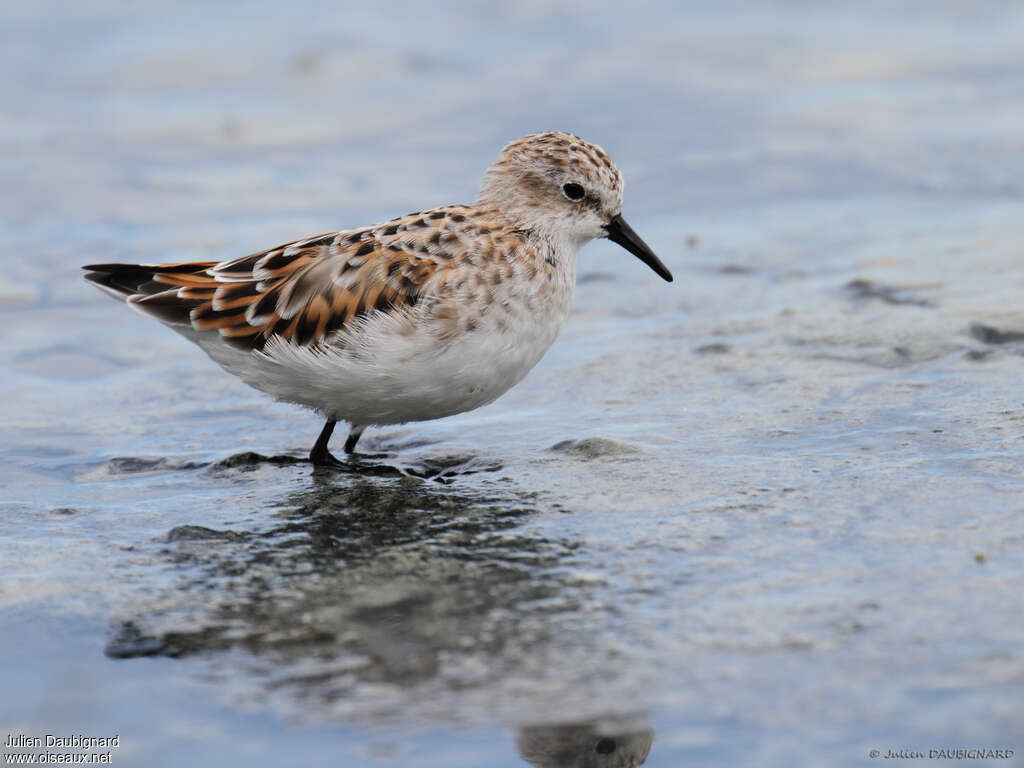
84 132 672 466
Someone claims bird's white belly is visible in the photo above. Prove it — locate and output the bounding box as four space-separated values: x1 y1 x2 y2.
195 294 570 426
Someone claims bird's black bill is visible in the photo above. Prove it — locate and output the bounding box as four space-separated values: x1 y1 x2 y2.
604 214 673 282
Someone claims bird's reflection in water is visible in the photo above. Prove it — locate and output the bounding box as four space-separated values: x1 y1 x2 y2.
517 719 654 768
107 471 582 713
106 470 657 763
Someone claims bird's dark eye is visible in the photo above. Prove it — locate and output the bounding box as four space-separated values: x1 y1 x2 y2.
562 182 585 201
595 738 617 755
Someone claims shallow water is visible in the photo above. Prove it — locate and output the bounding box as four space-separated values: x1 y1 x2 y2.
2 1 1024 766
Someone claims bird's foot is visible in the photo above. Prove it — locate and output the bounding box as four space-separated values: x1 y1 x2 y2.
309 447 350 470
309 448 404 477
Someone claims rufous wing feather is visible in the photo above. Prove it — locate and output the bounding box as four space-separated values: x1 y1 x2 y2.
83 224 452 351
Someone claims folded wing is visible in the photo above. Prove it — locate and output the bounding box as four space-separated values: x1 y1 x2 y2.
84 226 448 352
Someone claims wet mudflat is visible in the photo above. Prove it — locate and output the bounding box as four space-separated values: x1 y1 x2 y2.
2 2 1024 766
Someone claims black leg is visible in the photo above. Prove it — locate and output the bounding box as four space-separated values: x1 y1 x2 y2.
310 419 345 467
307 421 395 473
344 425 365 454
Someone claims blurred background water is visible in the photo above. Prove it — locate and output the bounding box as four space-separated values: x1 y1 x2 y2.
2 1 1023 766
